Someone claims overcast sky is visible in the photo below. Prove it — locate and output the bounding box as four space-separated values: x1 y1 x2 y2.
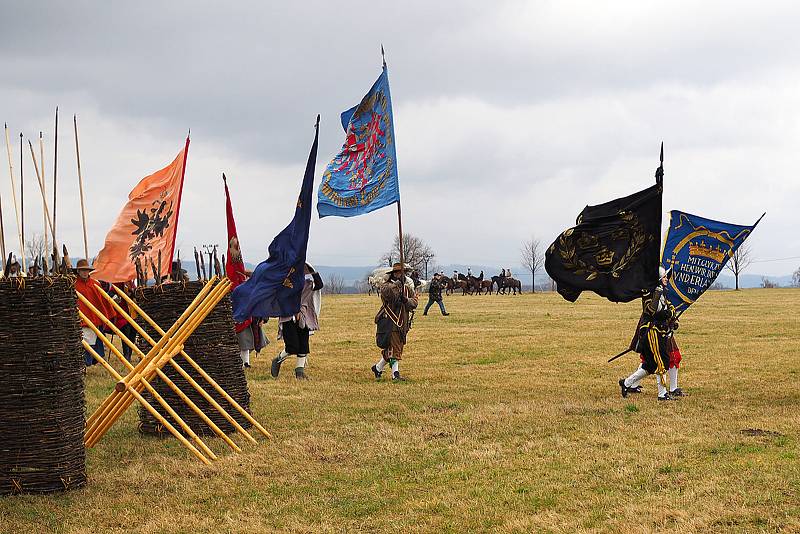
1 1 798 276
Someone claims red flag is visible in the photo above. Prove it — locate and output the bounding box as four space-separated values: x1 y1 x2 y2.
92 137 189 283
224 174 252 333
224 173 247 288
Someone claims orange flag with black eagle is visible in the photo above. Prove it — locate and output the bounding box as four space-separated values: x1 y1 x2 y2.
92 137 189 283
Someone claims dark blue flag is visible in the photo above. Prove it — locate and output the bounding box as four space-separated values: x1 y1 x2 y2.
662 210 763 312
231 118 319 322
317 65 399 218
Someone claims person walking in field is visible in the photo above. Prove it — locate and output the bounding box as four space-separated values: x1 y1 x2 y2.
423 272 449 316
624 267 685 397
371 262 418 381
270 263 324 380
619 266 678 401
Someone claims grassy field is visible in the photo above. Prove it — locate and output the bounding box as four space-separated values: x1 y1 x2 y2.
2 288 799 533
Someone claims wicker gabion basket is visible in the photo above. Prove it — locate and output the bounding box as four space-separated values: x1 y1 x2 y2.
0 277 86 495
135 281 252 436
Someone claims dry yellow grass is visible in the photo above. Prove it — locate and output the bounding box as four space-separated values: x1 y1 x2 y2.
1 288 799 533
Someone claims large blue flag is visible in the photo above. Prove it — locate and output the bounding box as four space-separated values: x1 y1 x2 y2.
317 65 399 217
231 118 319 322
662 210 763 313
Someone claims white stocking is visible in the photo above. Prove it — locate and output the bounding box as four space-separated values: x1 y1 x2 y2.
624 367 648 389
669 367 679 391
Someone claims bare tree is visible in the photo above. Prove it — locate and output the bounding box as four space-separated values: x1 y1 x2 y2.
25 233 46 265
521 237 544 293
324 273 346 295
380 233 436 276
793 266 800 288
724 243 753 291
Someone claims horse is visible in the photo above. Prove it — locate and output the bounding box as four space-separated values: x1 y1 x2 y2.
480 279 494 294
492 275 521 295
504 277 522 295
441 276 457 295
491 275 505 294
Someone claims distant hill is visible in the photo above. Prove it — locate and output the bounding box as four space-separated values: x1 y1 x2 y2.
176 260 795 289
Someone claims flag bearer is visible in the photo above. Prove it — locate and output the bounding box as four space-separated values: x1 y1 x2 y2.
372 262 418 381
270 263 323 380
619 266 677 401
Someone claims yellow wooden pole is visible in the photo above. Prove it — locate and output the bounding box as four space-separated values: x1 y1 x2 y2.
86 277 219 431
4 123 24 267
27 140 55 239
78 304 238 453
111 282 271 439
73 115 89 260
94 283 254 445
116 279 229 393
87 279 229 445
83 340 211 465
81 316 217 460
39 133 47 258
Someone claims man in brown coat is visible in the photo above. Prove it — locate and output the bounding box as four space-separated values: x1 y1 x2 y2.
371 262 418 381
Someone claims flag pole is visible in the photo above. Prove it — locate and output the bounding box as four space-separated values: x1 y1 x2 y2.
382 46 404 268
39 132 48 258
19 133 26 271
74 114 89 260
52 106 59 259
396 201 404 267
166 132 190 275
0 169 5 264
28 140 55 243
4 124 23 266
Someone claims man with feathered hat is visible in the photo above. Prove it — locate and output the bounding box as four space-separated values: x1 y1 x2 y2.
371 262 418 381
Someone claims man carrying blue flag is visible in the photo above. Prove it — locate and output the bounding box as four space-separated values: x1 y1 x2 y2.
317 56 419 381
231 117 320 377
621 210 763 397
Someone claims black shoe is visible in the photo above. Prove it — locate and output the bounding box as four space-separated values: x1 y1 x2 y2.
628 385 642 394
371 364 383 380
443 312 450 316
244 362 251 369
657 393 678 401
618 378 628 398
295 367 308 380
423 312 428 316
669 388 685 397
392 371 406 382
270 355 284 378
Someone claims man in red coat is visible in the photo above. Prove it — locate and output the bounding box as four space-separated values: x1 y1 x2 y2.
75 259 116 366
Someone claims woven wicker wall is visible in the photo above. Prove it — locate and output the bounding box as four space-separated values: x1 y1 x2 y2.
0 278 86 495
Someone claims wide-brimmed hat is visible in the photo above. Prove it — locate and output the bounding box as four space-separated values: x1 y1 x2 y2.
386 262 411 275
76 259 94 271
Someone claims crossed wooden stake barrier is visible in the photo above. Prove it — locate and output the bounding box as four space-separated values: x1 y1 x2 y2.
78 276 270 465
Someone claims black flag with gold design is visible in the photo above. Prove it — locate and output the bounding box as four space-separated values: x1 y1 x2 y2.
545 182 662 303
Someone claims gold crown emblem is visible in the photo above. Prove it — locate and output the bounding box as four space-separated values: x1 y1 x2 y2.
595 248 615 267
688 241 726 262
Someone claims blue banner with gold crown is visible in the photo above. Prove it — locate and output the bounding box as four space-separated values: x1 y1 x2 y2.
317 66 399 218
661 210 762 312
